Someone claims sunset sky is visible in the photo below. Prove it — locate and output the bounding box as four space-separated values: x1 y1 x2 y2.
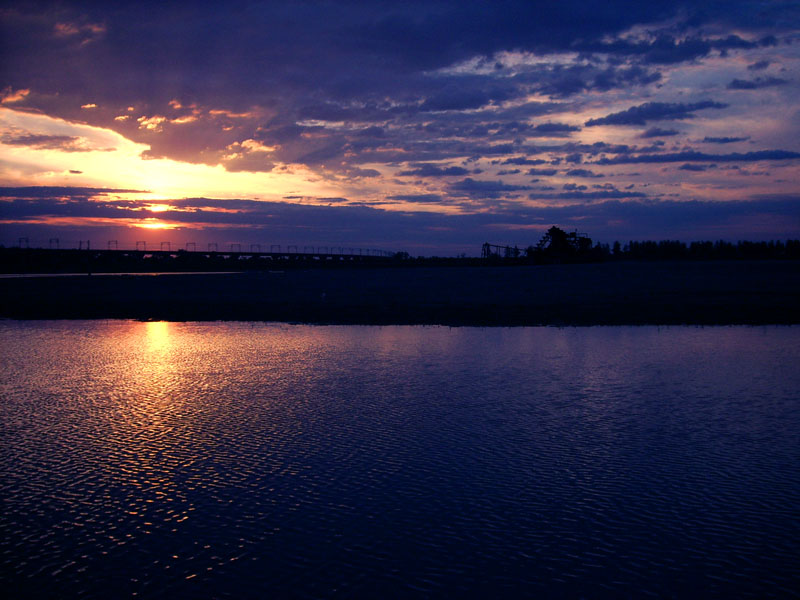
1 0 799 255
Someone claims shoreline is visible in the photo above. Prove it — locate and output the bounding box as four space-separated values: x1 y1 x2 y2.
2 261 799 326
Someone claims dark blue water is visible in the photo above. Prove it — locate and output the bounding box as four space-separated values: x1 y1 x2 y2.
1 322 798 598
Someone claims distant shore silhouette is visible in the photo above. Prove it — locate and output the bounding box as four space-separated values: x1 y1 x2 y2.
2 261 798 325
2 229 799 275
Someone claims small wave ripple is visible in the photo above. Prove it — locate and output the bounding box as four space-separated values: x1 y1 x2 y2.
1 322 798 598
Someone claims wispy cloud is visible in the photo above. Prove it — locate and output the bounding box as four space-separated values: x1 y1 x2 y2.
1 133 114 152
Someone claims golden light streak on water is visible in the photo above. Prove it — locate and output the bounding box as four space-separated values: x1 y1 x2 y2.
146 321 171 352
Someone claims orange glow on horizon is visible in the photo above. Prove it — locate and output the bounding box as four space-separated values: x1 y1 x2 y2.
0 107 339 203
137 219 177 230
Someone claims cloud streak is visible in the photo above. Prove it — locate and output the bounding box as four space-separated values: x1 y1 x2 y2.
3 188 798 254
596 150 800 165
585 101 728 127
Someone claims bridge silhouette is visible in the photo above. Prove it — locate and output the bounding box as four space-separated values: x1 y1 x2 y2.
12 237 396 258
4 238 400 273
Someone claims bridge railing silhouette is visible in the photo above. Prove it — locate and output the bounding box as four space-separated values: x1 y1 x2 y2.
4 238 399 260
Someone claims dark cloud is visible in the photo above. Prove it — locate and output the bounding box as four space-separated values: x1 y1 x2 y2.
702 136 749 144
530 189 647 201
586 101 728 126
418 83 512 112
641 127 680 138
2 133 75 147
517 63 661 98
1 199 137 221
596 149 800 165
0 133 112 152
637 36 718 64
575 33 769 66
727 77 789 90
578 35 711 64
0 186 145 198
346 167 382 178
448 178 533 198
398 163 471 177
721 166 771 177
0 2 684 109
386 194 445 203
747 60 771 71
500 157 548 165
678 163 712 171
566 169 604 178
532 122 580 134
527 168 559 176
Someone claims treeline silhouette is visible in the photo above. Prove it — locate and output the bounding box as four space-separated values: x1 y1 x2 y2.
609 239 800 261
475 226 800 265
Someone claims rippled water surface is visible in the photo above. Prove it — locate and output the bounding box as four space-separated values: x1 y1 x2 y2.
2 322 798 598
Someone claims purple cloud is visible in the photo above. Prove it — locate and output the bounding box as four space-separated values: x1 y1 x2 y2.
398 163 471 177
727 77 789 90
641 127 680 138
702 136 749 144
585 101 728 126
596 150 800 165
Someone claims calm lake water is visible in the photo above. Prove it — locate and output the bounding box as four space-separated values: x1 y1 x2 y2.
1 321 798 598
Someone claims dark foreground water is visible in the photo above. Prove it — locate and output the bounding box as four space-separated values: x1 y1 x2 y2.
1 322 798 598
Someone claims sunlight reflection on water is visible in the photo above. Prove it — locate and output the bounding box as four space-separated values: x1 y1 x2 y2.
1 322 798 598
